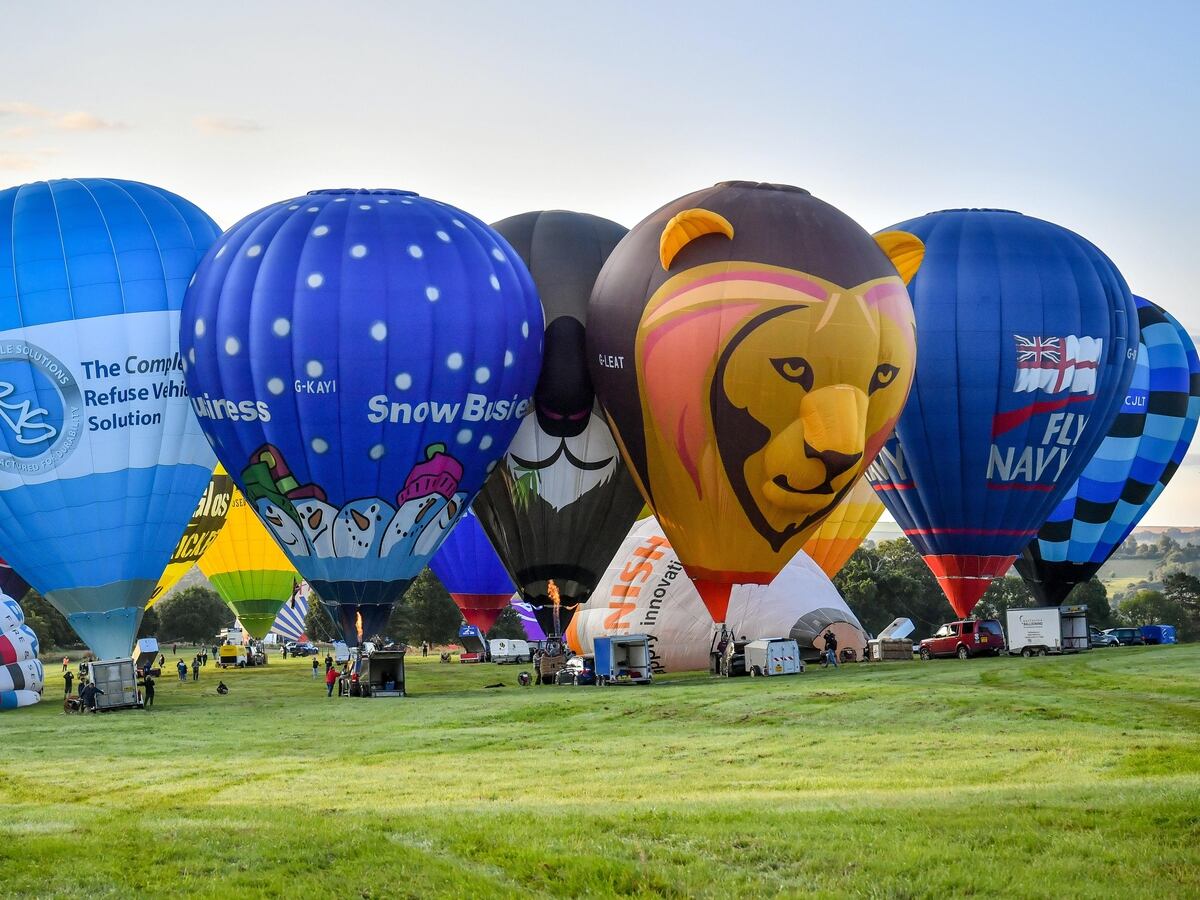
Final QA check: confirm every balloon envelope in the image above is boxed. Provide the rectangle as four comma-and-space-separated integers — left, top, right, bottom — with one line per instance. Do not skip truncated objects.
0, 179, 220, 658
567, 518, 867, 672
802, 476, 885, 578
588, 181, 919, 623
270, 581, 310, 643
197, 487, 297, 639
472, 211, 644, 637
511, 596, 547, 641
1017, 297, 1194, 603
0, 557, 28, 602
1, 595, 42, 710
430, 509, 514, 633
867, 209, 1138, 618
181, 190, 543, 643
147, 465, 234, 607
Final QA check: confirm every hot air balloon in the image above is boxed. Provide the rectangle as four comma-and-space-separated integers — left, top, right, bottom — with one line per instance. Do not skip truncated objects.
587, 181, 922, 625
181, 190, 543, 644
1, 595, 43, 710
1016, 297, 1197, 603
567, 518, 866, 671
146, 464, 234, 607
0, 179, 220, 659
0, 558, 28, 602
270, 581, 310, 643
511, 596, 547, 641
197, 487, 298, 639
866, 209, 1138, 618
472, 210, 645, 637
801, 477, 885, 578
429, 509, 514, 633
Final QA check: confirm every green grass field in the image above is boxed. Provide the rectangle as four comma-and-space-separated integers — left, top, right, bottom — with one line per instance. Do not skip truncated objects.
2, 646, 1198, 898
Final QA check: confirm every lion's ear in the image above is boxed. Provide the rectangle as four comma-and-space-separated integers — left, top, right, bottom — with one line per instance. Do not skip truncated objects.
874, 230, 924, 284
660, 208, 734, 270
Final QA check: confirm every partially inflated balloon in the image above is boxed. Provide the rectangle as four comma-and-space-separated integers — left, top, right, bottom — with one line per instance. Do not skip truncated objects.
197, 487, 297, 639
802, 477, 885, 578
1017, 298, 1197, 603
270, 581, 310, 643
0, 179, 219, 658
588, 181, 921, 623
181, 190, 543, 643
473, 211, 644, 637
511, 596, 547, 641
147, 465, 234, 607
430, 509, 514, 633
867, 209, 1138, 618
1, 595, 43, 710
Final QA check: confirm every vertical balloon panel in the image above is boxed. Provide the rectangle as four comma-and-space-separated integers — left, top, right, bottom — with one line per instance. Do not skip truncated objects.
146, 464, 234, 608
430, 509, 514, 633
0, 179, 220, 658
181, 190, 543, 644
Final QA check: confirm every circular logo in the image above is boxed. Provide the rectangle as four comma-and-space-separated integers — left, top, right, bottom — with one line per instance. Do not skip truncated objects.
0, 341, 83, 473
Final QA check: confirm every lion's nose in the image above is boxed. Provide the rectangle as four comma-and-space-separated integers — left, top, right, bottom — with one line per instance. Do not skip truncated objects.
799, 385, 868, 464
803, 442, 861, 480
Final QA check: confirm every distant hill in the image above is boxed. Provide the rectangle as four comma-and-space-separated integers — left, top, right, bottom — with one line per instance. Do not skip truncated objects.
1128, 526, 1200, 546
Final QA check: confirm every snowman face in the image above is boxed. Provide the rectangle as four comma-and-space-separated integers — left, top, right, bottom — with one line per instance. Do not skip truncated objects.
379, 493, 445, 559
412, 492, 467, 558
256, 499, 310, 557
333, 498, 394, 558
294, 498, 338, 559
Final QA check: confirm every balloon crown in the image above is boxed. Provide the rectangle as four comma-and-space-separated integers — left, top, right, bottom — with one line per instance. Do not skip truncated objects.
307, 188, 419, 197
930, 208, 1022, 215
714, 181, 810, 195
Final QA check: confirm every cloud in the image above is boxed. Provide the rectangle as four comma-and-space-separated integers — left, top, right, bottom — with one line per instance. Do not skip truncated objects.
3, 125, 35, 139
192, 115, 263, 135
0, 101, 53, 118
56, 111, 126, 131
0, 152, 41, 171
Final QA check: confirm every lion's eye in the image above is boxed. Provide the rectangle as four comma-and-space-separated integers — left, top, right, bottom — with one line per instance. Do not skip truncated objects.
771, 357, 813, 390
869, 363, 900, 394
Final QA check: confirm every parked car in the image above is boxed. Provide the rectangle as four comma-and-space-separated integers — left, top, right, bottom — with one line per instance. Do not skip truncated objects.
1103, 627, 1145, 646
918, 619, 1006, 660
1090, 627, 1119, 648
286, 641, 320, 657
556, 655, 597, 686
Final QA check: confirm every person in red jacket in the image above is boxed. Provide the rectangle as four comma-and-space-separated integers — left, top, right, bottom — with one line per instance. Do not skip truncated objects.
325, 664, 337, 697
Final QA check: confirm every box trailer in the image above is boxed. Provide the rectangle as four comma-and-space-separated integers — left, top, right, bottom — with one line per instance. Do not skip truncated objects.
86, 658, 141, 711
488, 638, 530, 664
357, 650, 406, 697
869, 618, 915, 661
1006, 605, 1090, 656
744, 638, 803, 676
1140, 624, 1177, 645
594, 635, 652, 685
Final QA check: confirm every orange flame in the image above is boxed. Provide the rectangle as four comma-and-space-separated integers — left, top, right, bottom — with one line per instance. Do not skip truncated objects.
547, 579, 560, 608
355, 610, 363, 644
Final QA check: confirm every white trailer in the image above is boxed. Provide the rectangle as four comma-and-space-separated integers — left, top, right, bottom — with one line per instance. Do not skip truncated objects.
488, 638, 530, 664
85, 658, 142, 711
1006, 605, 1090, 657
744, 638, 804, 676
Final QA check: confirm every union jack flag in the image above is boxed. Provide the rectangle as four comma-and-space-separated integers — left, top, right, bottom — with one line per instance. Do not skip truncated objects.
1012, 333, 1100, 395
1015, 335, 1061, 367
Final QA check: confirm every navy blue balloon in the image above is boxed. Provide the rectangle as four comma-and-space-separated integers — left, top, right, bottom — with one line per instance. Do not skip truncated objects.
1017, 297, 1193, 603
867, 209, 1138, 617
181, 190, 543, 642
430, 509, 514, 632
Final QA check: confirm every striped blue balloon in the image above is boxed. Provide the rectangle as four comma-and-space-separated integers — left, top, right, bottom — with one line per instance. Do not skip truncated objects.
1017, 297, 1194, 602
0, 179, 220, 659
270, 582, 310, 643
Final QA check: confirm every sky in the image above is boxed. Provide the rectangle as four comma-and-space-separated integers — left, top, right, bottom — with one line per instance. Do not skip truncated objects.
1, 1, 1197, 523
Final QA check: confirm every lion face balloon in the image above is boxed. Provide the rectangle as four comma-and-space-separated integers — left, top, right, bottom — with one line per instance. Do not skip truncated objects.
588, 182, 921, 622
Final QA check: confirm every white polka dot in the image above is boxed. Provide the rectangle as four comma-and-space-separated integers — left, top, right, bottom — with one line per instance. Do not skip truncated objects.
456, 428, 472, 444
188, 348, 195, 364
306, 206, 319, 213
312, 225, 330, 237
486, 461, 497, 473
394, 373, 412, 390
521, 321, 529, 338
350, 244, 367, 258
408, 244, 423, 259
268, 377, 285, 395
377, 198, 389, 205
436, 230, 450, 242
369, 444, 385, 460
312, 438, 329, 453
370, 321, 387, 341
288, 204, 300, 210
194, 318, 206, 337
491, 248, 505, 262
452, 219, 466, 229
474, 366, 490, 384
425, 286, 440, 302
215, 245, 226, 259
334, 198, 347, 203
400, 199, 413, 205
359, 204, 371, 210
489, 274, 501, 290
246, 244, 262, 257
307, 273, 324, 288
446, 352, 463, 370
479, 435, 493, 451
224, 337, 240, 356
272, 317, 291, 337
504, 350, 514, 367
306, 360, 323, 378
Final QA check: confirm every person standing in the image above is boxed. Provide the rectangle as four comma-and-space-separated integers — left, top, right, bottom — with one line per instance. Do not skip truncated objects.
311, 657, 319, 679
325, 664, 337, 697
822, 629, 839, 668
177, 658, 187, 682
142, 673, 155, 709
172, 643, 177, 656
158, 653, 165, 669
192, 656, 201, 681
281, 644, 288, 660
324, 653, 333, 673
62, 655, 69, 673
63, 669, 74, 696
